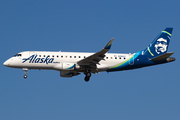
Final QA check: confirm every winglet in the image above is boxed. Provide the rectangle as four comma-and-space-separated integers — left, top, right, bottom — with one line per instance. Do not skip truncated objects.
77, 38, 114, 66
104, 38, 114, 49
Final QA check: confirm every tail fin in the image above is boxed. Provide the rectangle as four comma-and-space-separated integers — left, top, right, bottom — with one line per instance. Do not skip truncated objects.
143, 28, 173, 58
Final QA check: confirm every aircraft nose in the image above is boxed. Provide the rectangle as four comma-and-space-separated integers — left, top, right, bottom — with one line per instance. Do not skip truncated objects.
3, 59, 11, 66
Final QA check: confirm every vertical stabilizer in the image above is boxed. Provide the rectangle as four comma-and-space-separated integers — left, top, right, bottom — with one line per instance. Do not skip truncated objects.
143, 28, 173, 58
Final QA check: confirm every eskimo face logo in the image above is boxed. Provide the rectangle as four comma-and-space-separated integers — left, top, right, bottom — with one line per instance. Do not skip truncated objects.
154, 38, 167, 54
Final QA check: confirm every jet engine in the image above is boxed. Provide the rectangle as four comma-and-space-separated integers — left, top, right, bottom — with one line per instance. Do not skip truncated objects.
53, 63, 80, 70
60, 71, 80, 77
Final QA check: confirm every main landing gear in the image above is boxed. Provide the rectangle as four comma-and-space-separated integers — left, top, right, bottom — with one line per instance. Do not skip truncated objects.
22, 68, 28, 79
84, 70, 91, 82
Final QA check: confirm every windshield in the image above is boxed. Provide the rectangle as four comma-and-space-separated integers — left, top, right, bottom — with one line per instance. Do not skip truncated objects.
13, 54, 22, 57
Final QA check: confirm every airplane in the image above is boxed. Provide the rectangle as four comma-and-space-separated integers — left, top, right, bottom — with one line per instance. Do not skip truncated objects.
3, 28, 175, 82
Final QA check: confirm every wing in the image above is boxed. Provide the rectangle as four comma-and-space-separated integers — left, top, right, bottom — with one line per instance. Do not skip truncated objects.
77, 38, 114, 66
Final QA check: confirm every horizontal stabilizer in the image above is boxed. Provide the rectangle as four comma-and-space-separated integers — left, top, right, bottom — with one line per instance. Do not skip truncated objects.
150, 52, 174, 62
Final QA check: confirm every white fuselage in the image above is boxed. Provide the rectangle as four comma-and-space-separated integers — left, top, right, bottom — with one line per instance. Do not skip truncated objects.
3, 28, 175, 81
4, 51, 133, 72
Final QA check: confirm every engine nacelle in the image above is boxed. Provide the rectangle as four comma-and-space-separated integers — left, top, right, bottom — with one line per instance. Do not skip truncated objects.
54, 63, 77, 70
60, 71, 80, 77
63, 63, 75, 70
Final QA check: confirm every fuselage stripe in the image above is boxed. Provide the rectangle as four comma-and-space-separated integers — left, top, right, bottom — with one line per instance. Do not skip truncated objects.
147, 47, 154, 56
162, 31, 171, 36
110, 55, 134, 69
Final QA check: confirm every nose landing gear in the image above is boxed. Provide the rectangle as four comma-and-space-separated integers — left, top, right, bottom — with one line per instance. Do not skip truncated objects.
23, 68, 28, 79
24, 74, 27, 79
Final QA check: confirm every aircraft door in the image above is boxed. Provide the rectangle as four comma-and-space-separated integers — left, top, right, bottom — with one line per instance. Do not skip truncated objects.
129, 53, 134, 65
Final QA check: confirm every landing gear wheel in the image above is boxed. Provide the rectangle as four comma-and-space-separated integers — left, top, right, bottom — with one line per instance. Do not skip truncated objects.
86, 72, 91, 77
84, 71, 91, 82
84, 76, 90, 82
24, 74, 27, 79
22, 68, 28, 79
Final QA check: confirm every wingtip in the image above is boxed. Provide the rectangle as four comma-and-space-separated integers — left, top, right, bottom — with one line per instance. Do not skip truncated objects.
104, 38, 114, 49
110, 38, 114, 42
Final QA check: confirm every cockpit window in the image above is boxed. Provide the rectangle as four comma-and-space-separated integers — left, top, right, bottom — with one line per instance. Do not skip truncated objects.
13, 54, 22, 57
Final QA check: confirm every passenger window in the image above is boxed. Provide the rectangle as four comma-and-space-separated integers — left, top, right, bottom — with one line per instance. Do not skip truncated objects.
57, 55, 59, 58
115, 57, 117, 59
106, 57, 108, 59
70, 56, 72, 58
79, 56, 81, 58
74, 56, 76, 58
61, 56, 63, 58
52, 55, 54, 57
39, 55, 41, 57
44, 55, 46, 57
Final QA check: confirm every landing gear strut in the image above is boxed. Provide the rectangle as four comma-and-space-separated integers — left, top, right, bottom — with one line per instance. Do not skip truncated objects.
84, 70, 91, 82
23, 68, 28, 79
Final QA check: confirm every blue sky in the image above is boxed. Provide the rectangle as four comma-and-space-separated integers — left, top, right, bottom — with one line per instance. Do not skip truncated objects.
0, 0, 180, 120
